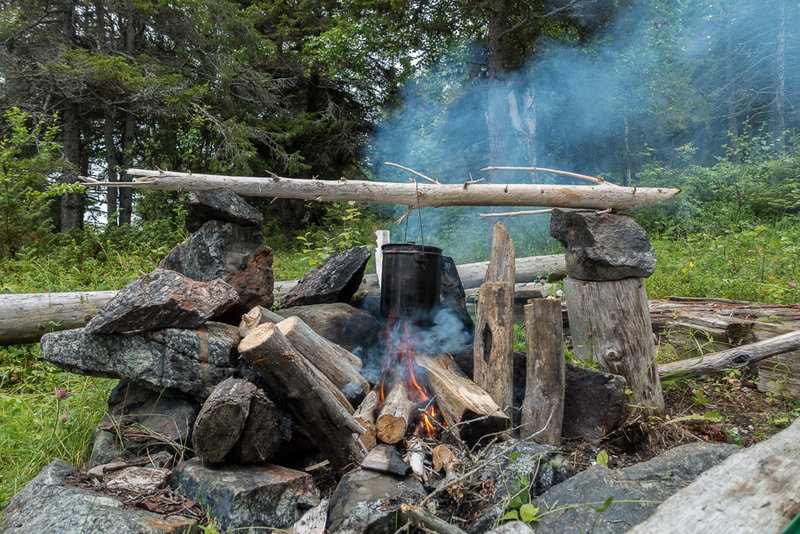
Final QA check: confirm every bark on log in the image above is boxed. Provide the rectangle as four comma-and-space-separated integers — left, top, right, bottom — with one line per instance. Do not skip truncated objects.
565, 277, 665, 417
192, 378, 256, 463
278, 315, 365, 376
376, 381, 414, 444
474, 282, 514, 417
413, 353, 510, 445
0, 291, 116, 345
628, 417, 800, 534
353, 390, 379, 451
457, 255, 566, 287
98, 169, 681, 210
238, 323, 365, 470
521, 298, 565, 445
658, 330, 800, 379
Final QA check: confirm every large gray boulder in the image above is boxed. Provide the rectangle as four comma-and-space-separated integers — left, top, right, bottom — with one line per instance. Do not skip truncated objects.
549, 209, 657, 281
530, 442, 740, 533
41, 323, 239, 399
85, 268, 237, 334
160, 220, 274, 317
281, 246, 371, 309
326, 468, 426, 534
170, 458, 319, 532
0, 459, 196, 533
184, 188, 264, 233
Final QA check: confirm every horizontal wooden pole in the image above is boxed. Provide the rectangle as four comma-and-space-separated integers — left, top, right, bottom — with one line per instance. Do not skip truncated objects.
83, 169, 680, 210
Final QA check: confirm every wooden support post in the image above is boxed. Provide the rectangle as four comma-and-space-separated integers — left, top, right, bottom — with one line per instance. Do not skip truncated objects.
238, 323, 365, 471
375, 229, 390, 288
521, 298, 565, 445
474, 282, 514, 417
564, 277, 665, 417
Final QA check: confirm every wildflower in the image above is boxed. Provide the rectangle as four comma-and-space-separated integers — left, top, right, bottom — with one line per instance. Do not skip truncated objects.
682, 268, 687, 273
54, 388, 70, 400
60, 414, 69, 423
689, 262, 694, 268
45, 287, 50, 292
791, 282, 797, 288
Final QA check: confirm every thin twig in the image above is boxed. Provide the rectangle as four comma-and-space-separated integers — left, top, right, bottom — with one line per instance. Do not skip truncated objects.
396, 207, 415, 225
481, 166, 610, 185
478, 209, 553, 218
385, 162, 439, 184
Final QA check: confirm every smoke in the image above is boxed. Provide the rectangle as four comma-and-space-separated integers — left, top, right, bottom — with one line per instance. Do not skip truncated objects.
363, 2, 798, 261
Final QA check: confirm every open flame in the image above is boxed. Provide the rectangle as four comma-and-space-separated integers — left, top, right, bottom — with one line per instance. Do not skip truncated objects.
377, 318, 442, 439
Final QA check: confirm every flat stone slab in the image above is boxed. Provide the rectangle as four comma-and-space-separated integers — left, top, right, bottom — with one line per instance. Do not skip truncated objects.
561, 364, 627, 440
0, 459, 195, 534
281, 246, 371, 308
41, 323, 239, 399
170, 458, 319, 532
185, 188, 264, 232
531, 442, 739, 533
550, 209, 657, 281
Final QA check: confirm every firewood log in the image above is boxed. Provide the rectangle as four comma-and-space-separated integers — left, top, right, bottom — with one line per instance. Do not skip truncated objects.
238, 323, 365, 470
376, 382, 414, 444
353, 390, 379, 451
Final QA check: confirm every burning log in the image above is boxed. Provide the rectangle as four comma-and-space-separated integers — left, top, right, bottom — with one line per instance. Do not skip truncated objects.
353, 390, 379, 451
413, 353, 510, 445
520, 298, 565, 445
102, 169, 681, 211
474, 282, 515, 417
238, 322, 365, 470
376, 382, 415, 444
277, 316, 369, 403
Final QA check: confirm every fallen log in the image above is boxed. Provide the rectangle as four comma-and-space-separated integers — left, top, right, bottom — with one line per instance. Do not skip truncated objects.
238, 323, 365, 470
521, 298, 565, 445
376, 381, 414, 445
0, 291, 116, 345
628, 417, 800, 534
413, 353, 510, 445
89, 169, 681, 211
658, 330, 800, 379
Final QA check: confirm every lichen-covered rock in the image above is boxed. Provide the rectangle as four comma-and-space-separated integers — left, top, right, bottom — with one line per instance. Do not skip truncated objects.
160, 220, 274, 316
184, 188, 264, 232
550, 209, 657, 281
0, 460, 196, 534
170, 459, 319, 532
41, 323, 239, 399
85, 268, 237, 334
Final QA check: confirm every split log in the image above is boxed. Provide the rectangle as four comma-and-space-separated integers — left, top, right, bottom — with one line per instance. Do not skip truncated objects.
484, 222, 515, 285
0, 291, 116, 345
474, 282, 514, 416
565, 277, 665, 417
658, 330, 800, 379
361, 444, 410, 476
238, 323, 365, 470
238, 305, 284, 338
628, 417, 800, 534
228, 387, 290, 464
353, 390, 379, 451
413, 353, 510, 445
521, 298, 565, 445
192, 378, 256, 463
98, 169, 681, 210
376, 381, 414, 444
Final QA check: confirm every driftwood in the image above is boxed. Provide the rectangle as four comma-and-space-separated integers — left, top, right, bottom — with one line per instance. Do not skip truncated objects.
376, 382, 414, 444
353, 390, 379, 451
0, 291, 116, 345
238, 323, 365, 470
565, 277, 665, 417
90, 169, 681, 211
277, 316, 369, 403
628, 418, 800, 534
474, 282, 515, 417
413, 353, 510, 445
658, 330, 800, 379
520, 298, 565, 445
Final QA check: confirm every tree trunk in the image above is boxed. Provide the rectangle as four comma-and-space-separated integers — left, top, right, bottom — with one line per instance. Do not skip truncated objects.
565, 277, 665, 418
104, 112, 119, 226
521, 298, 565, 445
119, 111, 135, 226
775, 0, 787, 137
112, 169, 681, 211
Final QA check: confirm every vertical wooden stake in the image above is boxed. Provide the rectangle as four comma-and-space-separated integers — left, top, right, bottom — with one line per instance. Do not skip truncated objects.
564, 277, 665, 417
521, 297, 565, 445
474, 281, 514, 417
375, 229, 390, 288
